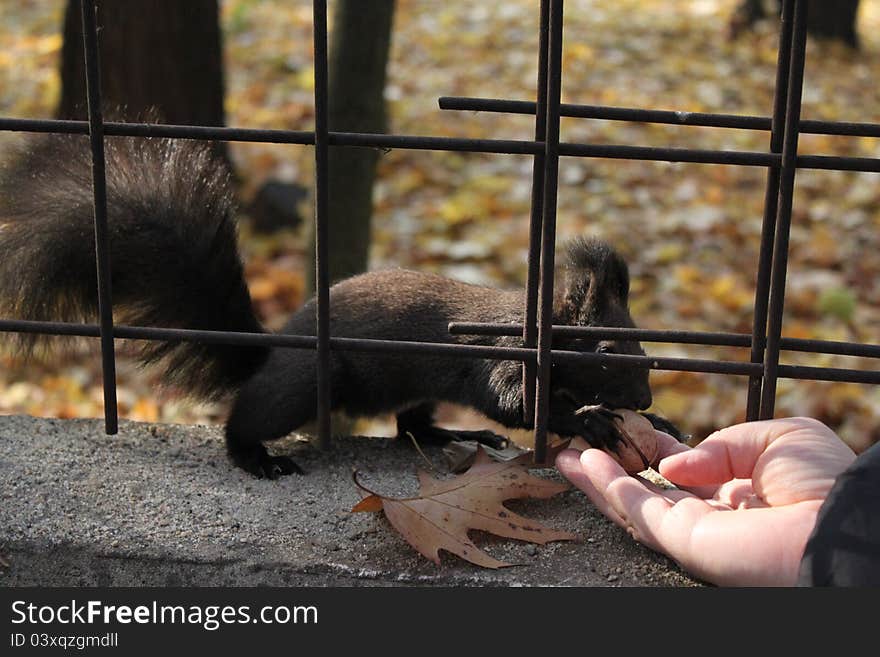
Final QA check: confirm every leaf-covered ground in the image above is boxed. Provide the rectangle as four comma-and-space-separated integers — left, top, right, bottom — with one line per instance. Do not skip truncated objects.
2, 0, 880, 451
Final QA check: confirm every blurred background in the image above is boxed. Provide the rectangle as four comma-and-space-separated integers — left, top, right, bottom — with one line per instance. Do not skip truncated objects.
2, 0, 879, 452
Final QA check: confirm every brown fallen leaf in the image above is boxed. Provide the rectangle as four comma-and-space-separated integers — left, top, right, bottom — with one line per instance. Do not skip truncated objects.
351, 447, 575, 568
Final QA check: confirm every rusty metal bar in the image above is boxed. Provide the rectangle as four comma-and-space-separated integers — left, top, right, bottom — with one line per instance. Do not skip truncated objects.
5, 316, 880, 385
79, 0, 118, 434
521, 0, 550, 430
448, 322, 880, 359
747, 0, 796, 420
533, 0, 564, 464
759, 0, 809, 419
313, 0, 331, 449
10, 115, 880, 172
438, 96, 880, 139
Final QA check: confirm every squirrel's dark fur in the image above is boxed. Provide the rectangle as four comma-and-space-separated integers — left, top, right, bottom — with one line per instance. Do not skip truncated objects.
0, 132, 264, 399
0, 134, 669, 478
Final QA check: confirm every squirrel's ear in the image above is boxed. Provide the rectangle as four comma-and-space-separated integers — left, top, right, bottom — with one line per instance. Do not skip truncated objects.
555, 237, 632, 324
557, 270, 592, 324
615, 256, 631, 301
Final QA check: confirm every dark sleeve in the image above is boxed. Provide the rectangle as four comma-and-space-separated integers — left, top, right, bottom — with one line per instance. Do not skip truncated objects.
797, 441, 880, 586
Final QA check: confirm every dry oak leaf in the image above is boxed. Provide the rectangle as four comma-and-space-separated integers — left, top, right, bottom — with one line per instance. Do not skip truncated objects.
351, 448, 575, 569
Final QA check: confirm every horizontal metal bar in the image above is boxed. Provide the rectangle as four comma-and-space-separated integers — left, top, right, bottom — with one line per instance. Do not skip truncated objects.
781, 336, 880, 358
552, 349, 760, 376
327, 132, 540, 154
12, 116, 880, 171
796, 154, 880, 172
777, 363, 880, 385
0, 117, 89, 135
558, 142, 777, 166
9, 103, 880, 147
451, 321, 750, 346
0, 117, 311, 143
448, 322, 880, 359
0, 116, 803, 169
0, 319, 103, 339
2, 318, 877, 384
441, 96, 771, 129
0, 319, 535, 362
554, 350, 880, 384
0, 116, 539, 154
439, 96, 880, 138
332, 335, 534, 361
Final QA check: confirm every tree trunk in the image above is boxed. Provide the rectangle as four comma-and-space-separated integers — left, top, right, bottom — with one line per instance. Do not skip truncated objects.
306, 0, 396, 293
58, 0, 228, 160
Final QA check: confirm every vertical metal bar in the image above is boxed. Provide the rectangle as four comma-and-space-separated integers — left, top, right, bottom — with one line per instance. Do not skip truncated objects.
80, 0, 118, 434
522, 0, 550, 428
746, 0, 795, 420
533, 0, 564, 464
759, 0, 809, 419
313, 0, 332, 449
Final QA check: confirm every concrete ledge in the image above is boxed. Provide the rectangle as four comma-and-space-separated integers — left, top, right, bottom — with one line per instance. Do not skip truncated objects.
0, 416, 700, 587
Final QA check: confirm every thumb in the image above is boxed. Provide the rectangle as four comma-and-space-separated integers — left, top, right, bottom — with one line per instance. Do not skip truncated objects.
658, 417, 832, 487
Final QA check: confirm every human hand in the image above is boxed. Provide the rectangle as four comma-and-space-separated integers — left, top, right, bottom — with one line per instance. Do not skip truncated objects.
556, 417, 857, 586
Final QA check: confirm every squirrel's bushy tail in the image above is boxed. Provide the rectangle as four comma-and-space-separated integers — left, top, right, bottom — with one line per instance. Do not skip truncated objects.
0, 133, 268, 399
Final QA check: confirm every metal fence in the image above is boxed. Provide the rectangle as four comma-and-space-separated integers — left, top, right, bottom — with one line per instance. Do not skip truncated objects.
0, 0, 878, 463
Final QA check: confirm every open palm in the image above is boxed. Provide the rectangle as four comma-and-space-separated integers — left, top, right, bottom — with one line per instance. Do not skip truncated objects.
556, 417, 856, 586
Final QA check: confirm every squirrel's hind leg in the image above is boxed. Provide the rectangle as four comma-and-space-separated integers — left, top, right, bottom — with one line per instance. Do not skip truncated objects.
225, 408, 306, 479
224, 351, 320, 479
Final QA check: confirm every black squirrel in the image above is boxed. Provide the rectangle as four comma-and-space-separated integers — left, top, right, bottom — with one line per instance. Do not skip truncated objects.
0, 134, 678, 478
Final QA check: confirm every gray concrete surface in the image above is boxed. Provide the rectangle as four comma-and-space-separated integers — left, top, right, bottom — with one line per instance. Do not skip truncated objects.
0, 415, 701, 587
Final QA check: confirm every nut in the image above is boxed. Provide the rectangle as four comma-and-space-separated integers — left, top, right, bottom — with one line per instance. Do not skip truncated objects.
571, 408, 661, 474
605, 409, 660, 473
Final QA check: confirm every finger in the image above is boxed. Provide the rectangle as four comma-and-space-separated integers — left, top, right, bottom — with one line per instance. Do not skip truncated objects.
559, 449, 710, 538
599, 478, 801, 586
753, 429, 857, 505
632, 473, 697, 503
712, 478, 767, 509
647, 434, 719, 498
572, 444, 820, 587
654, 430, 693, 460
577, 448, 699, 554
630, 476, 730, 510
555, 449, 627, 529
576, 453, 780, 584
602, 474, 712, 558
658, 417, 842, 487
647, 470, 719, 501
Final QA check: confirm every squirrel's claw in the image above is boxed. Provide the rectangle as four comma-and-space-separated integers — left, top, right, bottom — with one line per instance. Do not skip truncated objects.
261, 455, 304, 479
399, 425, 509, 450
231, 445, 304, 479
576, 405, 625, 453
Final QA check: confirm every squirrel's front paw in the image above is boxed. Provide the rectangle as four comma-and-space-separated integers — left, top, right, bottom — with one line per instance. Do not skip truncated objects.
573, 404, 625, 453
